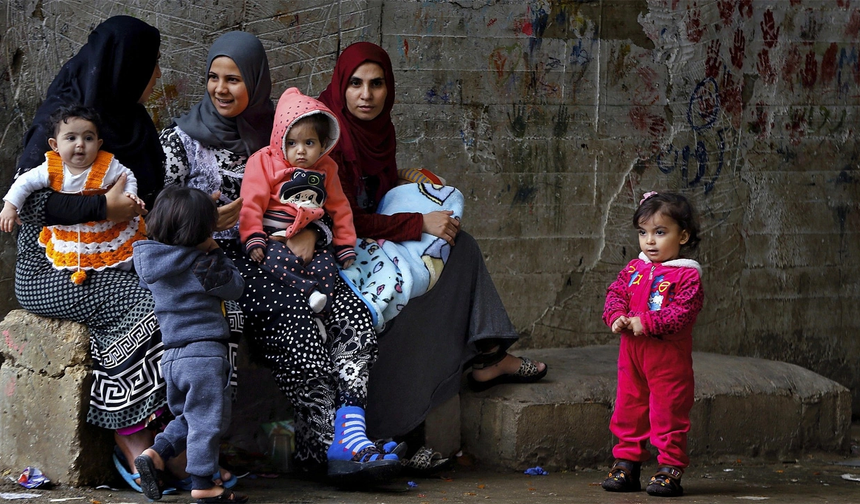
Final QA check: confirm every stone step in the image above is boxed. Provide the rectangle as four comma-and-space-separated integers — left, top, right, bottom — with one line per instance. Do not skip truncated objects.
460, 345, 852, 471
1, 310, 852, 484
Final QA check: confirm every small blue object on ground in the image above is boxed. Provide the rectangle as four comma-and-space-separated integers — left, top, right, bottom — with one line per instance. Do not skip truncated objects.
523, 466, 548, 476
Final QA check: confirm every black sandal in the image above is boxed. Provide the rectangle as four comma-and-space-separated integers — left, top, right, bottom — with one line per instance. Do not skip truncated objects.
375, 439, 408, 459
646, 466, 684, 497
467, 347, 548, 392
601, 459, 641, 492
133, 453, 164, 501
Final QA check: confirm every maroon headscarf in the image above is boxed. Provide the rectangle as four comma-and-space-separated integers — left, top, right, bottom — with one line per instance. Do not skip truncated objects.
319, 42, 397, 202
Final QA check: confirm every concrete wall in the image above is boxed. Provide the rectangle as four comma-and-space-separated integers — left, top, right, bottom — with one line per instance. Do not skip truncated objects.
0, 1, 858, 412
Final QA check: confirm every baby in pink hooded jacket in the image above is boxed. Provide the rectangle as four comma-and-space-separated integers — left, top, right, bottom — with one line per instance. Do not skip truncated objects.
240, 88, 355, 314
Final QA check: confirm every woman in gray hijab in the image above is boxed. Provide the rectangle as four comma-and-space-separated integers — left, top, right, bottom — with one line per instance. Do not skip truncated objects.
161, 31, 400, 484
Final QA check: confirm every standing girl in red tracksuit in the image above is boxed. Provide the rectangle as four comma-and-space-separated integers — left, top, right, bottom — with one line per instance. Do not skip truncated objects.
601, 191, 703, 498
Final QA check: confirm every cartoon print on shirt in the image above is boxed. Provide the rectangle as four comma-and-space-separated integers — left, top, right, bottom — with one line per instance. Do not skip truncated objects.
278, 169, 326, 208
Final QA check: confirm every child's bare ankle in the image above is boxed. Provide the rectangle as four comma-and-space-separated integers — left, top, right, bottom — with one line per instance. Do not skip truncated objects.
191, 485, 224, 499
142, 448, 164, 470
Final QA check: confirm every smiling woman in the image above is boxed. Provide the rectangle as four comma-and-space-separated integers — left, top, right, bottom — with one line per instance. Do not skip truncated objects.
207, 57, 249, 118
160, 32, 401, 483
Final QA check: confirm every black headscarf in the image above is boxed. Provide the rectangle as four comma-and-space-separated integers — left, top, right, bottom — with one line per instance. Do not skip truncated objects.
16, 15, 164, 205
174, 31, 274, 157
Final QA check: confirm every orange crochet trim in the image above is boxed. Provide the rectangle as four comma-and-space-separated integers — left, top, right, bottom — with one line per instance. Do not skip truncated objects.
40, 219, 146, 271
45, 150, 114, 194
41, 230, 141, 269
42, 219, 133, 244
41, 150, 139, 283
46, 151, 64, 192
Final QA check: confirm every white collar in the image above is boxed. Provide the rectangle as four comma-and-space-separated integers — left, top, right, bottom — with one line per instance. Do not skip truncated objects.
638, 252, 702, 277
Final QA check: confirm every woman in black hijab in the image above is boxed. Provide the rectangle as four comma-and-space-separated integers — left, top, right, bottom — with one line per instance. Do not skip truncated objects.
13, 15, 230, 489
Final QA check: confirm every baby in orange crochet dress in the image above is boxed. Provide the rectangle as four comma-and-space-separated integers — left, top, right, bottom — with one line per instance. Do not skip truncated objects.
1, 104, 145, 284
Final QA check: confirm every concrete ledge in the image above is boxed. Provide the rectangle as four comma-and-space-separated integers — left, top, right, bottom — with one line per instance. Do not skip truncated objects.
0, 310, 113, 486
460, 345, 852, 471
0, 310, 293, 486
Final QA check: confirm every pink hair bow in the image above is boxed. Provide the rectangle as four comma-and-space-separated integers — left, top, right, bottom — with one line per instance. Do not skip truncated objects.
639, 191, 658, 205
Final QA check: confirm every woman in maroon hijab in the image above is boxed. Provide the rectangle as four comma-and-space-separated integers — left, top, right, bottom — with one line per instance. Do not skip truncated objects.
319, 42, 548, 454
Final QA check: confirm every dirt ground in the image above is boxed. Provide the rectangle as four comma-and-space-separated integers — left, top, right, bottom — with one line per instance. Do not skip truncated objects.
2, 427, 859, 504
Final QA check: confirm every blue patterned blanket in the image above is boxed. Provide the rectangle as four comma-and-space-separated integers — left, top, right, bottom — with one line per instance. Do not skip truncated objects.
340, 183, 464, 331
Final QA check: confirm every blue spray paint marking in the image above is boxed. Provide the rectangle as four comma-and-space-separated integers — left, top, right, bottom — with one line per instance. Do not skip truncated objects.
570, 38, 592, 67
656, 129, 725, 195
837, 46, 858, 98
688, 77, 720, 132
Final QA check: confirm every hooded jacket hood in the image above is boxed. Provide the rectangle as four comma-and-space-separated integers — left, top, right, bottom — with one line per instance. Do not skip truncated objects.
133, 240, 201, 284
270, 87, 340, 165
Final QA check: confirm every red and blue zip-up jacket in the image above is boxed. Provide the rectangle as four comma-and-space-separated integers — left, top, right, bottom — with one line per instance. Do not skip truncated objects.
603, 253, 704, 341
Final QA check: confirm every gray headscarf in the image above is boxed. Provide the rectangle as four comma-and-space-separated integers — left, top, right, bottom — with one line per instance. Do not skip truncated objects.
175, 31, 274, 156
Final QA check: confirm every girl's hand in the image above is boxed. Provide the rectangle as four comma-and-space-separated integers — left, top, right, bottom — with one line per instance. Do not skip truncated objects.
286, 227, 318, 265
0, 203, 21, 232
106, 173, 146, 222
629, 316, 644, 337
214, 192, 242, 231
611, 316, 630, 334
422, 210, 460, 246
341, 258, 354, 269
249, 247, 265, 263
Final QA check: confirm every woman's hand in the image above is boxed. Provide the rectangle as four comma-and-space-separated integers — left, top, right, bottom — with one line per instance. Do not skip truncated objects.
286, 228, 318, 265
106, 173, 146, 222
213, 191, 242, 231
422, 210, 460, 246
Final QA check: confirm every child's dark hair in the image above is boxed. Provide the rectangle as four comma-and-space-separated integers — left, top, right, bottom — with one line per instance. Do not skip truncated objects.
146, 186, 217, 247
633, 192, 701, 253
292, 113, 330, 147
49, 104, 102, 137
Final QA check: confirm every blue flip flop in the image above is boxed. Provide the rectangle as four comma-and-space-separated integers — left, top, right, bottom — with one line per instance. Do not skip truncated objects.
112, 446, 177, 495
112, 451, 142, 492
221, 472, 238, 489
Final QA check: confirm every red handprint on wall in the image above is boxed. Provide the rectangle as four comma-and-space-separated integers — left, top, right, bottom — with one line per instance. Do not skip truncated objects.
730, 27, 745, 70
686, 2, 704, 43
761, 10, 779, 49
756, 49, 776, 85
706, 39, 722, 79
801, 50, 818, 88
718, 0, 734, 27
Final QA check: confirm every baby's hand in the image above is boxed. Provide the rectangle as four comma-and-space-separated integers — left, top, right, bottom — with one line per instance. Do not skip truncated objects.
125, 192, 145, 210
611, 315, 629, 334
0, 203, 21, 232
629, 316, 644, 337
249, 248, 265, 263
341, 258, 354, 269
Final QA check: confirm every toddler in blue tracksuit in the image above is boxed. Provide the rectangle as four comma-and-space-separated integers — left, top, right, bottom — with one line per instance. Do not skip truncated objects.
132, 186, 247, 503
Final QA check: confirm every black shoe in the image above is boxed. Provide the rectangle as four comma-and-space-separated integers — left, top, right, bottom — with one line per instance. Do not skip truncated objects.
601, 459, 641, 492
646, 466, 684, 497
327, 445, 402, 485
